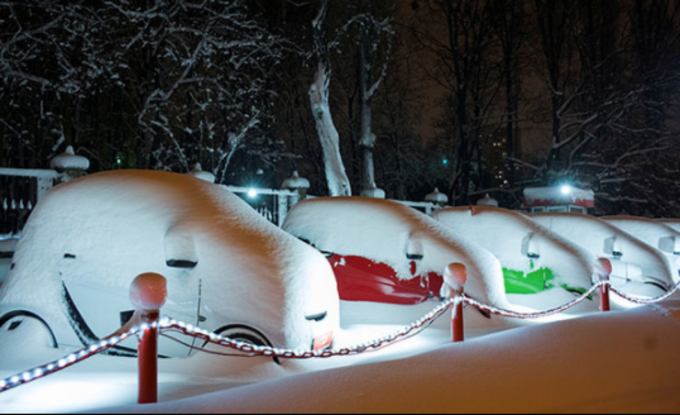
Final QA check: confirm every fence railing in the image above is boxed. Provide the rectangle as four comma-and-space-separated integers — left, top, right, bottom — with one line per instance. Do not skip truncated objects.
0, 167, 443, 240
0, 168, 58, 236
1, 262, 678, 404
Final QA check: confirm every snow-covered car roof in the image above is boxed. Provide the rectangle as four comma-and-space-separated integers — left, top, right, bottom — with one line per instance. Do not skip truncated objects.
659, 219, 680, 232
602, 216, 680, 254
532, 213, 676, 285
282, 197, 510, 309
0, 170, 339, 350
432, 206, 596, 291
660, 219, 680, 233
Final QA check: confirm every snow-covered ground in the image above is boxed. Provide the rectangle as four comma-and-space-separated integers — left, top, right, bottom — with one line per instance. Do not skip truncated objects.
0, 294, 679, 413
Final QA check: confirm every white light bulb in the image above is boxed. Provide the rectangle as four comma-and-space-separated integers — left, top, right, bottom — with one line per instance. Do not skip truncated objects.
0, 380, 6, 389
247, 188, 258, 198
561, 185, 572, 195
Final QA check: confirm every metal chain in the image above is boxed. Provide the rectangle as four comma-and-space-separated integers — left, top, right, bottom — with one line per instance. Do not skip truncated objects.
160, 298, 456, 359
0, 325, 144, 394
463, 283, 604, 319
609, 279, 680, 305
1, 278, 678, 395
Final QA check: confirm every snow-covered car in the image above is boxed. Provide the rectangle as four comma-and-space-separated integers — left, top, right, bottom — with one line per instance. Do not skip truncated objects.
431, 206, 597, 304
282, 197, 511, 311
602, 216, 680, 284
532, 213, 676, 294
660, 219, 680, 233
0, 237, 17, 285
0, 170, 339, 357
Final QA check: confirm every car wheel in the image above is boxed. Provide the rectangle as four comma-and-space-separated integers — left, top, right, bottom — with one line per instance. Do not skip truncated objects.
208, 324, 280, 364
0, 311, 58, 349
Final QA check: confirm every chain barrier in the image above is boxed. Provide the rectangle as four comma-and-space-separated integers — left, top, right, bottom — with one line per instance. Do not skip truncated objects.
609, 279, 680, 305
159, 298, 455, 359
0, 325, 143, 394
1, 279, 679, 396
463, 283, 605, 319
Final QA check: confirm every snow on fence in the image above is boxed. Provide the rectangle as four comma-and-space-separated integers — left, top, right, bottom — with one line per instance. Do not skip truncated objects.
0, 167, 442, 238
0, 168, 57, 236
2, 262, 679, 404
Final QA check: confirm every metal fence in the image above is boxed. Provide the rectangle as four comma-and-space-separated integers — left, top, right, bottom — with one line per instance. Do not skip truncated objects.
0, 169, 57, 236
0, 167, 442, 242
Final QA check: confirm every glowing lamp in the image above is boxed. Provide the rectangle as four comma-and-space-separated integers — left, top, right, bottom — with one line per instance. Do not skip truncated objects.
560, 185, 572, 195
247, 188, 259, 199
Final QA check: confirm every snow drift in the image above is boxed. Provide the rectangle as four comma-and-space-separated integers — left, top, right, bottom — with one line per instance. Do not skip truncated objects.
99, 299, 680, 414
0, 170, 339, 353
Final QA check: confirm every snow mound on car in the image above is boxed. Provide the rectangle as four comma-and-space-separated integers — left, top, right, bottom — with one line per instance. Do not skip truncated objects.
533, 213, 676, 286
433, 206, 597, 291
282, 197, 511, 309
0, 170, 339, 349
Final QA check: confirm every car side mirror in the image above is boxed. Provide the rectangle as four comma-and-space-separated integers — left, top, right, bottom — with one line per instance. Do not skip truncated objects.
165, 226, 198, 268
521, 233, 540, 260
604, 236, 623, 258
406, 238, 424, 261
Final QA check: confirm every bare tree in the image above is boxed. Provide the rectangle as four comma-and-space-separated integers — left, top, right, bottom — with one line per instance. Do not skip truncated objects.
309, 0, 352, 196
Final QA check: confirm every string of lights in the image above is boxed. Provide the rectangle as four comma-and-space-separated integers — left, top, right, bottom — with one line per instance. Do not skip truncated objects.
0, 324, 145, 394
1, 279, 678, 396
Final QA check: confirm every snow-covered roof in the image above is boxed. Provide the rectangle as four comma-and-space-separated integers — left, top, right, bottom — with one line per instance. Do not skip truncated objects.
532, 213, 676, 286
476, 194, 498, 207
282, 197, 510, 309
188, 163, 216, 183
360, 183, 386, 199
523, 186, 595, 208
425, 188, 448, 204
50, 146, 90, 171
432, 206, 597, 305
281, 171, 310, 190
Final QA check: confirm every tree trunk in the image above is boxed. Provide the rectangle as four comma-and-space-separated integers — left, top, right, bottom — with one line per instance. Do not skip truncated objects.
309, 0, 352, 197
309, 65, 352, 196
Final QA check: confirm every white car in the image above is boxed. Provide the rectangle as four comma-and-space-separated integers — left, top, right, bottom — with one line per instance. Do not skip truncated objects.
532, 213, 676, 294
602, 216, 680, 284
0, 170, 339, 358
432, 206, 598, 305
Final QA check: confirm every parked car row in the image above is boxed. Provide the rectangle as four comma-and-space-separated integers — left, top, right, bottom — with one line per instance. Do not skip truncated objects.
0, 171, 677, 360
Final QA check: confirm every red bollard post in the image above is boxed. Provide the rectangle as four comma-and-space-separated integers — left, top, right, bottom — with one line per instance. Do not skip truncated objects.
596, 258, 612, 312
129, 273, 167, 405
138, 310, 160, 405
444, 263, 467, 343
